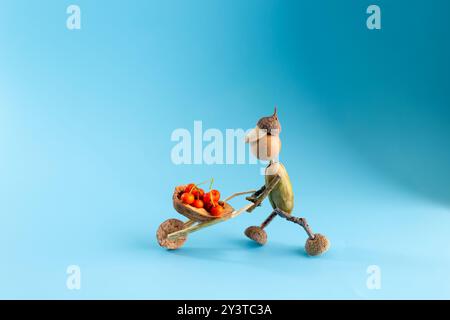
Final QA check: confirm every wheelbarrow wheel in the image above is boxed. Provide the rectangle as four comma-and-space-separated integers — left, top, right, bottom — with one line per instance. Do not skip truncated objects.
156, 219, 187, 250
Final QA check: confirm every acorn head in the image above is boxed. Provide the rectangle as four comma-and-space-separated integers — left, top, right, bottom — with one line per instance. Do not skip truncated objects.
256, 107, 281, 136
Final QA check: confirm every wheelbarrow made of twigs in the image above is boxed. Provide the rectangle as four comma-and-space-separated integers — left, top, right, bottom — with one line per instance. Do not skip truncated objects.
156, 185, 257, 250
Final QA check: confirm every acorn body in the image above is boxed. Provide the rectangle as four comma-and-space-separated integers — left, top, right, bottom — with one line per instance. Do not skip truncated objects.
265, 162, 294, 214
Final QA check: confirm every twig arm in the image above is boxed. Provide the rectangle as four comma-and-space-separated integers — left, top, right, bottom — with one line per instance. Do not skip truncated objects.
246, 175, 281, 213
246, 185, 266, 201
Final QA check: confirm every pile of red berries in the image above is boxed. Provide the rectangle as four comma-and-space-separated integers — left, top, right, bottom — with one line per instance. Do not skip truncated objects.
179, 180, 225, 217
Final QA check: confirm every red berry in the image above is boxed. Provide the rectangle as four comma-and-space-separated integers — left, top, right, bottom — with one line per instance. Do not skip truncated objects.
192, 199, 204, 208
192, 188, 204, 199
204, 200, 218, 212
181, 192, 195, 205
210, 205, 224, 217
204, 190, 220, 205
203, 192, 212, 204
184, 184, 196, 193
210, 190, 220, 201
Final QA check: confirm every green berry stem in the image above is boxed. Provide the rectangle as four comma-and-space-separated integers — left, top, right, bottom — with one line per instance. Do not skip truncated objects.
208, 178, 214, 191
195, 179, 210, 188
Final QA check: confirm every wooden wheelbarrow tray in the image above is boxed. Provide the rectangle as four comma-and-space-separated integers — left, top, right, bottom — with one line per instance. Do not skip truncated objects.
157, 185, 256, 250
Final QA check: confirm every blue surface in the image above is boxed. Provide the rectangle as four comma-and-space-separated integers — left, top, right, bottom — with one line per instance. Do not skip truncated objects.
1, 0, 449, 299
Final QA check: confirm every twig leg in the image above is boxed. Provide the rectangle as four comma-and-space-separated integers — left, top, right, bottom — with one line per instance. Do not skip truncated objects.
274, 208, 315, 240
260, 212, 277, 229
244, 212, 275, 245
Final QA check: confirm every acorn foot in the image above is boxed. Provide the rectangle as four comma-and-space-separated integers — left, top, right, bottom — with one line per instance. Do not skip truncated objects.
244, 226, 267, 245
305, 233, 330, 256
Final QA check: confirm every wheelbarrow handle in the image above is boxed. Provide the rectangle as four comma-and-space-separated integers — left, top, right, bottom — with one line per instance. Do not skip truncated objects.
224, 190, 257, 202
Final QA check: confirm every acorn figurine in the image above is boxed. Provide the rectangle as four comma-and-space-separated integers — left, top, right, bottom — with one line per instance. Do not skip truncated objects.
244, 107, 330, 256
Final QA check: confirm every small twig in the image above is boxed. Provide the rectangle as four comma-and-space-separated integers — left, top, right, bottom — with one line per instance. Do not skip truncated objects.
260, 212, 277, 229
252, 185, 266, 198
224, 190, 257, 202
245, 185, 265, 203
183, 220, 196, 228
246, 175, 281, 213
274, 208, 315, 240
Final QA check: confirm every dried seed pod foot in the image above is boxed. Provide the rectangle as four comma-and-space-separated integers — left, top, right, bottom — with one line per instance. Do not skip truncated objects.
244, 226, 267, 245
305, 233, 330, 256
157, 219, 187, 250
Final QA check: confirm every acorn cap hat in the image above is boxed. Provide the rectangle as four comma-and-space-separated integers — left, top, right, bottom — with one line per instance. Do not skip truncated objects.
245, 107, 281, 143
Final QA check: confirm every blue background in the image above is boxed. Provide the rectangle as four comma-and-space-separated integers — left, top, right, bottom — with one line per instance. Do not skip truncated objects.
1, 0, 449, 299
